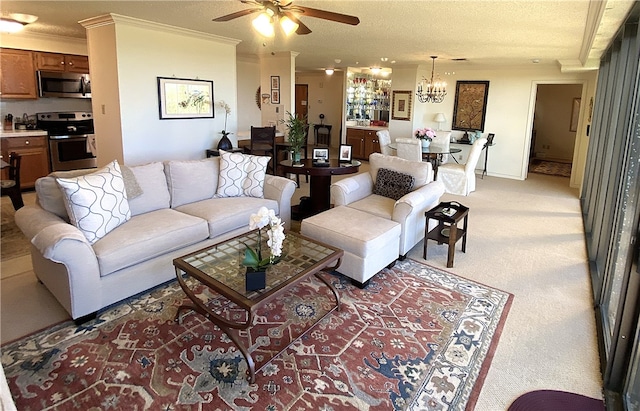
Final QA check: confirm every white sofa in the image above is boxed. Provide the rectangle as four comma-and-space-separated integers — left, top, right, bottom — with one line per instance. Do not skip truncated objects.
15, 156, 296, 321
330, 153, 445, 258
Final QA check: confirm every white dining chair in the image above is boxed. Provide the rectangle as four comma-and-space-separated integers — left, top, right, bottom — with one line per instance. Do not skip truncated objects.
431, 131, 452, 165
376, 130, 396, 156
395, 138, 422, 162
436, 137, 487, 195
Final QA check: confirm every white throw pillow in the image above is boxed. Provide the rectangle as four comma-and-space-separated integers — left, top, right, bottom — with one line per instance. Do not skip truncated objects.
216, 150, 269, 198
56, 160, 131, 244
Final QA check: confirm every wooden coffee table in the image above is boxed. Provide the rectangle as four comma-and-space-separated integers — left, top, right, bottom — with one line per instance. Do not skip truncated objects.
172, 230, 343, 383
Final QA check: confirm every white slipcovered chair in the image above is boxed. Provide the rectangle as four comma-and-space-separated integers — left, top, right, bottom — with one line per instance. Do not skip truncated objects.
330, 153, 445, 258
395, 137, 422, 162
431, 131, 452, 165
376, 129, 396, 156
437, 137, 487, 195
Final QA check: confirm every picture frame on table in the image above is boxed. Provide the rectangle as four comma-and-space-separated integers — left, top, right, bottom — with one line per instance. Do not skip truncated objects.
339, 144, 352, 162
391, 90, 412, 121
313, 148, 329, 161
157, 77, 214, 119
271, 90, 280, 104
271, 76, 280, 90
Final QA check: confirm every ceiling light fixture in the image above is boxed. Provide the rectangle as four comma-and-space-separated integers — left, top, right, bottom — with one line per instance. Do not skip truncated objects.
0, 18, 25, 33
252, 7, 299, 37
370, 67, 381, 75
416, 56, 447, 104
325, 68, 335, 75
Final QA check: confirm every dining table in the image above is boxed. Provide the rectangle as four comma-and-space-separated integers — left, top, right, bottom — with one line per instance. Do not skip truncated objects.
388, 143, 461, 174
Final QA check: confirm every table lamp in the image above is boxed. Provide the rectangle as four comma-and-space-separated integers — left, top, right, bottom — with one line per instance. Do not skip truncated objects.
434, 113, 446, 131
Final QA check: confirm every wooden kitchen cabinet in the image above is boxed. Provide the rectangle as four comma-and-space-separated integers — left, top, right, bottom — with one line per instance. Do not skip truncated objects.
346, 128, 383, 160
0, 49, 37, 99
35, 52, 90, 73
1, 136, 50, 189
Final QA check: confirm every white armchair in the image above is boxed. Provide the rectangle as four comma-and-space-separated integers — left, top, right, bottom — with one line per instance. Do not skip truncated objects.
437, 137, 487, 195
331, 153, 445, 257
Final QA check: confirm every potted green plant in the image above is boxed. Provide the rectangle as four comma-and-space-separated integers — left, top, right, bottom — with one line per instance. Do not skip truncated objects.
281, 111, 307, 164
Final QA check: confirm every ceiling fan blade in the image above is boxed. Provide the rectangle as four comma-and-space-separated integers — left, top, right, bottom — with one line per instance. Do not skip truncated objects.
292, 6, 360, 26
212, 8, 261, 22
282, 12, 312, 35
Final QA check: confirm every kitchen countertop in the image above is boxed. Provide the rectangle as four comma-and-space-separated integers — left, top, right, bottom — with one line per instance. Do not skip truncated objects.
346, 125, 388, 131
1, 129, 48, 138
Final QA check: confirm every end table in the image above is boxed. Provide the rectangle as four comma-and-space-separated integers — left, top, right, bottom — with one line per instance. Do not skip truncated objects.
423, 201, 469, 268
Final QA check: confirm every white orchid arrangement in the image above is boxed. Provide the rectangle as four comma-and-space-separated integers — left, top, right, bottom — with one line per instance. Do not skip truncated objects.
218, 101, 232, 138
243, 207, 285, 271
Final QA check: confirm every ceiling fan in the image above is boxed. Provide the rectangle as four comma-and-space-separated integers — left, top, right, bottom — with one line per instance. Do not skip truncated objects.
212, 0, 360, 36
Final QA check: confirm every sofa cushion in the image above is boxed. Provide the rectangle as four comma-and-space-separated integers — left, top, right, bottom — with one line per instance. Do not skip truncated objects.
165, 158, 219, 208
216, 150, 269, 198
347, 195, 395, 220
373, 168, 415, 200
56, 160, 131, 245
127, 162, 171, 216
369, 152, 432, 187
93, 208, 209, 276
176, 197, 279, 238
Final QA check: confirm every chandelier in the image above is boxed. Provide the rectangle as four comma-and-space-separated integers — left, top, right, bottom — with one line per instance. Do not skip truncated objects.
416, 56, 447, 103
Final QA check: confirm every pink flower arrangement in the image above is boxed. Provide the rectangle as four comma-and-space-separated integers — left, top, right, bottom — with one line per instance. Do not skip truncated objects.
415, 127, 436, 141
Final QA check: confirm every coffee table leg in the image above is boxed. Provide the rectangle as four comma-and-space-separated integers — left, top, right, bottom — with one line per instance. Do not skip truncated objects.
174, 269, 258, 383
314, 272, 341, 311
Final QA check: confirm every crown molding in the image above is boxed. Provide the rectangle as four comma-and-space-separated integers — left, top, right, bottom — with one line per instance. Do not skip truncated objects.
80, 13, 241, 45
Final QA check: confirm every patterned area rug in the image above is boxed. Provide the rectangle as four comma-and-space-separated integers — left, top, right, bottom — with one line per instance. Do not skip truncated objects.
1, 259, 512, 410
529, 159, 572, 177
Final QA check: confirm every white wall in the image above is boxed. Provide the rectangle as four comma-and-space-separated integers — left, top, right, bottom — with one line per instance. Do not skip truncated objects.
390, 64, 597, 185
116, 20, 238, 165
236, 55, 261, 135
260, 52, 296, 133
388, 66, 420, 142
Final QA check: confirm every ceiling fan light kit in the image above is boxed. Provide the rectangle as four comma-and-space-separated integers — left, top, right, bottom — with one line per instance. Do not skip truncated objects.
214, 0, 359, 37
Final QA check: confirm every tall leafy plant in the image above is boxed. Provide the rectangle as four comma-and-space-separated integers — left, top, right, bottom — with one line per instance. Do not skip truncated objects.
281, 112, 307, 155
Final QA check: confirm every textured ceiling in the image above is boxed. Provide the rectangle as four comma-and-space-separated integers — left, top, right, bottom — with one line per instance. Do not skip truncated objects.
0, 0, 635, 72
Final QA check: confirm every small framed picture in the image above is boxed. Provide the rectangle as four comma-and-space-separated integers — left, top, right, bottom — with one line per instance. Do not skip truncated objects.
271, 90, 280, 104
313, 148, 329, 161
339, 144, 352, 162
271, 76, 280, 90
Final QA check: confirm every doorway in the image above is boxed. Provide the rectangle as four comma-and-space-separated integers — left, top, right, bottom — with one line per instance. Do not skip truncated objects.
295, 84, 308, 121
528, 83, 583, 179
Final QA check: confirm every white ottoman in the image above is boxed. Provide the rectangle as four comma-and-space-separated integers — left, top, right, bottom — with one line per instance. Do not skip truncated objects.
301, 206, 401, 287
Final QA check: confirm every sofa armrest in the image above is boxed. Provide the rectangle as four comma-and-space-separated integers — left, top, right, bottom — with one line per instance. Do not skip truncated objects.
264, 174, 297, 230
15, 205, 100, 279
330, 172, 374, 206
393, 180, 445, 221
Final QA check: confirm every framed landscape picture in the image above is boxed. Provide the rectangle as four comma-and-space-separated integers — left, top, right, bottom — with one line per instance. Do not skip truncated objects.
391, 90, 412, 121
157, 77, 214, 119
452, 81, 490, 131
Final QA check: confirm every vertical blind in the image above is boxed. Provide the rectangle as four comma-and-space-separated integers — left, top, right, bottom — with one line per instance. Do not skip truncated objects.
581, 4, 640, 398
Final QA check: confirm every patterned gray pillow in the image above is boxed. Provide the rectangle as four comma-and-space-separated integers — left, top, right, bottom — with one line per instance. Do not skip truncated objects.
216, 150, 270, 198
56, 160, 131, 244
373, 168, 415, 200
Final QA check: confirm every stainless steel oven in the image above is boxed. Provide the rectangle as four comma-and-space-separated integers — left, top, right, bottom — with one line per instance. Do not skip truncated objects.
37, 111, 97, 171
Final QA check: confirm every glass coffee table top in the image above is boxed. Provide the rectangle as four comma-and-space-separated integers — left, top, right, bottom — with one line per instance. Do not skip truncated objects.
176, 230, 340, 302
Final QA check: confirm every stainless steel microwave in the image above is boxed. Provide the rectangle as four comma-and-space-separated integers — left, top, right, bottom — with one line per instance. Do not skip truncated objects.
37, 71, 91, 98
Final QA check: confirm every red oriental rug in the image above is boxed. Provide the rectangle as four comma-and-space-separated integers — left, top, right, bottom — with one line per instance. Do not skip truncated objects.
2, 259, 512, 410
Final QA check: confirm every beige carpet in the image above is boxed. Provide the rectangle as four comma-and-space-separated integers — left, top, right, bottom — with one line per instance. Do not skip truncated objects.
0, 168, 602, 410
0, 193, 34, 261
